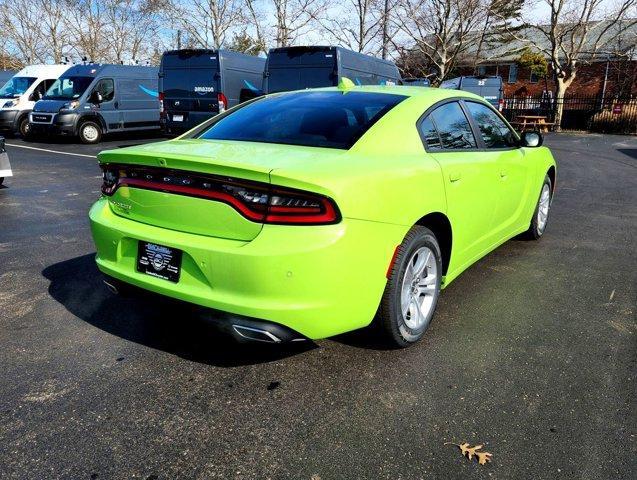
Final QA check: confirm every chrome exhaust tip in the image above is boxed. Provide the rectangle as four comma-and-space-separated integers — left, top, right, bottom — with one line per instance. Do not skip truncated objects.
103, 279, 119, 295
232, 324, 282, 343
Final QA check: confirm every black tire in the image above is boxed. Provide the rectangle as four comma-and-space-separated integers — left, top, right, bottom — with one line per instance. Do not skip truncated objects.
525, 175, 552, 240
18, 115, 31, 138
78, 120, 102, 144
377, 225, 442, 348
0, 177, 4, 186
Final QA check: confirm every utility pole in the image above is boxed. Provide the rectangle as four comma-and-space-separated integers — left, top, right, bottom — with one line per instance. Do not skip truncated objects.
381, 0, 390, 59
177, 30, 182, 50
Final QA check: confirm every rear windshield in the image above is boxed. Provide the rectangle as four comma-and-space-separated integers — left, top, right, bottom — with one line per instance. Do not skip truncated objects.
197, 91, 406, 149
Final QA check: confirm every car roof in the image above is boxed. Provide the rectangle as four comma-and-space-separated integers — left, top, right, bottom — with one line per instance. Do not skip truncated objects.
278, 84, 486, 103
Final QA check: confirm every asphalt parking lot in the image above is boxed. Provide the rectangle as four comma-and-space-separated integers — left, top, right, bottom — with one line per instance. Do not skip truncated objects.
0, 132, 635, 479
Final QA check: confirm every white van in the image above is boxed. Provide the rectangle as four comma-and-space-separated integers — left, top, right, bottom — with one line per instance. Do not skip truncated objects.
0, 65, 70, 137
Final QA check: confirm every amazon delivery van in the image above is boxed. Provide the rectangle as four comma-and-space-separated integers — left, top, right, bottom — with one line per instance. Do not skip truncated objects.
29, 64, 159, 144
440, 75, 504, 110
263, 46, 401, 94
159, 49, 266, 135
0, 64, 70, 137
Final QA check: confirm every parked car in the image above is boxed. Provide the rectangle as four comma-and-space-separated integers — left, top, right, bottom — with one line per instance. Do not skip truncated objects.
0, 136, 11, 186
89, 86, 556, 347
29, 64, 159, 144
263, 46, 401, 94
0, 70, 16, 84
159, 49, 265, 135
402, 78, 431, 87
440, 75, 504, 110
0, 64, 70, 137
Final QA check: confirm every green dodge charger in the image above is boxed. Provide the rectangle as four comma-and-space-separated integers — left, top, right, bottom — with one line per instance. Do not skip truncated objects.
89, 84, 556, 347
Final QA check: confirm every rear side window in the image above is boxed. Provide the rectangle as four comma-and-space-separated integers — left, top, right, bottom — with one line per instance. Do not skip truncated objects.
429, 102, 476, 150
197, 91, 406, 149
465, 101, 516, 148
419, 117, 441, 150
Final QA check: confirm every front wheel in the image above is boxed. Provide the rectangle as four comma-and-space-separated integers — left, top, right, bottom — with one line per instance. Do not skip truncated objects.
18, 115, 31, 138
377, 226, 442, 348
525, 175, 552, 240
78, 120, 102, 144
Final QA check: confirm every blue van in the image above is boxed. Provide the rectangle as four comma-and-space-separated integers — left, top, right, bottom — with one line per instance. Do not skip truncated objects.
159, 49, 265, 135
402, 78, 431, 87
263, 46, 401, 94
440, 76, 504, 110
29, 64, 159, 143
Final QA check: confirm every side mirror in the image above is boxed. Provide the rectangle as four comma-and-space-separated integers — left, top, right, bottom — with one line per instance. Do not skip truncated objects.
91, 91, 103, 104
29, 91, 43, 102
520, 131, 543, 148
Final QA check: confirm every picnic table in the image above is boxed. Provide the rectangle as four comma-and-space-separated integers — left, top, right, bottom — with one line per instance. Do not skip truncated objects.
510, 115, 554, 133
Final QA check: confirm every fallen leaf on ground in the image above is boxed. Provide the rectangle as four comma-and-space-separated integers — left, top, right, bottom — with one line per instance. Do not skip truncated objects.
445, 442, 493, 465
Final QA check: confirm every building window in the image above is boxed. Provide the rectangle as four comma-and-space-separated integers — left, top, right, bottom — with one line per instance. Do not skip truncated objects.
508, 64, 518, 83
530, 71, 539, 83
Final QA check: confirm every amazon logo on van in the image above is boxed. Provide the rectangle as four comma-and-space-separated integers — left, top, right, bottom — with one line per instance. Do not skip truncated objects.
138, 85, 159, 98
194, 86, 215, 94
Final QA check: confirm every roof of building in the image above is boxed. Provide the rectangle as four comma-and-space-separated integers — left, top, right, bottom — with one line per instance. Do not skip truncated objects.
466, 19, 637, 65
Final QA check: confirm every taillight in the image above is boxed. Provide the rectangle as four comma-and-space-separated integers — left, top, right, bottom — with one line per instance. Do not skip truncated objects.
218, 93, 228, 113
159, 92, 165, 118
498, 98, 504, 112
100, 164, 340, 225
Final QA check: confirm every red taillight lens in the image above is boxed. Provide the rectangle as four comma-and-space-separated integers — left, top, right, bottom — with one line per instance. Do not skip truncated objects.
100, 164, 340, 225
498, 98, 504, 112
218, 93, 228, 112
159, 92, 165, 118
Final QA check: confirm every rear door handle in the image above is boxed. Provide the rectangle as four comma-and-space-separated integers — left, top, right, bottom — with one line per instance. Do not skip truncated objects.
114, 101, 119, 109
449, 171, 462, 182
500, 170, 508, 178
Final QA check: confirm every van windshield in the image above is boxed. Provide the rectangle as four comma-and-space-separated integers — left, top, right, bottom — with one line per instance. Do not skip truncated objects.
44, 76, 94, 100
197, 91, 406, 149
0, 77, 37, 98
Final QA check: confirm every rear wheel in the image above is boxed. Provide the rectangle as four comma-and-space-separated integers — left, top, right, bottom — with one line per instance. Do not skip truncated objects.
377, 226, 442, 348
79, 120, 102, 144
525, 175, 552, 240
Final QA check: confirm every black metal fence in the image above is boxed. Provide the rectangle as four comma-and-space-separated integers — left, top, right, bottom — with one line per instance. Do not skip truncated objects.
502, 94, 637, 134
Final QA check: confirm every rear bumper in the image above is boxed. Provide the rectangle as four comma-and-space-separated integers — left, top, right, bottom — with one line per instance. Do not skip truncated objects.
89, 197, 407, 339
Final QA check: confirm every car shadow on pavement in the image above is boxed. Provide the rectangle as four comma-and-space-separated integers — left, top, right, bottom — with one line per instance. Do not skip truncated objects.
42, 254, 317, 367
616, 148, 637, 160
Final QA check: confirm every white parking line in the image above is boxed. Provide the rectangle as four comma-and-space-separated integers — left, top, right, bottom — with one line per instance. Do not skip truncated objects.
5, 143, 97, 159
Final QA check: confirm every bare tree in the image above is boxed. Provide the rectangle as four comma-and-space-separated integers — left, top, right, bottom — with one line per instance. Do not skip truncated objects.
67, 0, 110, 62
35, 0, 70, 63
242, 0, 268, 54
472, 0, 525, 70
168, 0, 244, 49
0, 0, 43, 64
394, 0, 486, 84
523, 0, 637, 130
322, 0, 382, 53
269, 0, 328, 47
104, 0, 162, 63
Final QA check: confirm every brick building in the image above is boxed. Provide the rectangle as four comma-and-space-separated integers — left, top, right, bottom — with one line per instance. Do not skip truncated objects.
455, 21, 637, 98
